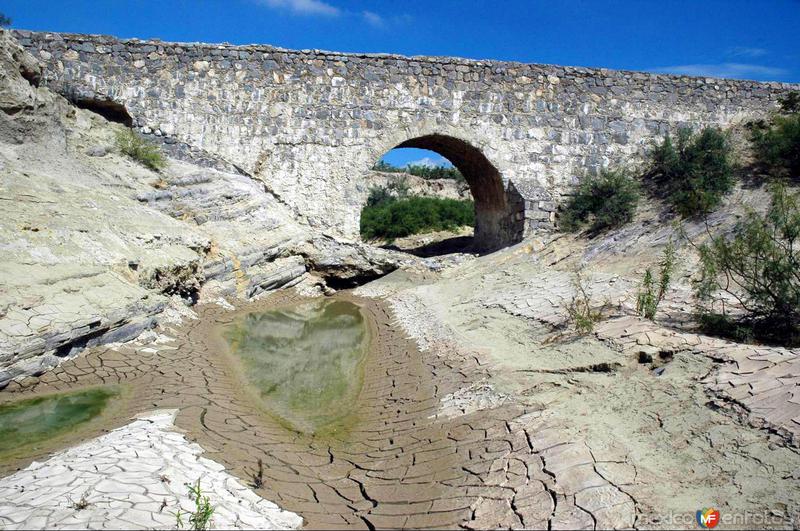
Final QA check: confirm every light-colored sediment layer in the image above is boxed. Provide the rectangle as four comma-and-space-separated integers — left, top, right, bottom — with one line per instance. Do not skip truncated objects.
596, 315, 800, 447
0, 409, 302, 530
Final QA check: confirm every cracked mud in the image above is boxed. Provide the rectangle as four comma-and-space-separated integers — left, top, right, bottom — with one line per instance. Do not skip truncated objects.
0, 285, 646, 529
3, 246, 800, 530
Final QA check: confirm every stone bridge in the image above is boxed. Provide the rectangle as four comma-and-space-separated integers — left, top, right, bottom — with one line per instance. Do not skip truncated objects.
15, 30, 798, 250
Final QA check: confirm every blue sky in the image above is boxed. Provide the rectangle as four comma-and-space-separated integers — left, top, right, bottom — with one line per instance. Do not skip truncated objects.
382, 151, 453, 168
4, 0, 798, 167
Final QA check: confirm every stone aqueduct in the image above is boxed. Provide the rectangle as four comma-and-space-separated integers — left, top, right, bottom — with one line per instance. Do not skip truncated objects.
14, 30, 798, 250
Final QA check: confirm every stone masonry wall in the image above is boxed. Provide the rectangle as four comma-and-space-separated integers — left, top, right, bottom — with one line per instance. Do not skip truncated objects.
14, 30, 800, 247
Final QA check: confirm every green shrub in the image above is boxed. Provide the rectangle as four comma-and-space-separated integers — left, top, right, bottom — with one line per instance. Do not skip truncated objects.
405, 163, 465, 182
779, 91, 800, 114
751, 113, 800, 180
636, 242, 676, 320
360, 196, 474, 240
650, 127, 735, 217
0, 12, 10, 27
115, 128, 166, 171
387, 179, 410, 199
366, 186, 395, 208
695, 182, 800, 345
564, 271, 608, 334
176, 480, 215, 530
559, 169, 640, 233
365, 181, 410, 208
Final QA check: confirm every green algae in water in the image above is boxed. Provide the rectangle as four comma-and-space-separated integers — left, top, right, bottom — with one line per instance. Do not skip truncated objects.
0, 387, 117, 455
225, 299, 368, 435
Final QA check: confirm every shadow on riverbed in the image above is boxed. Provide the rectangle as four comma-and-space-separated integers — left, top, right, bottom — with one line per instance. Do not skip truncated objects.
382, 235, 476, 257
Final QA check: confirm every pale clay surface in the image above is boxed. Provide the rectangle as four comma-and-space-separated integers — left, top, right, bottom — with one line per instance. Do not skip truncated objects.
0, 410, 302, 530
362, 236, 800, 528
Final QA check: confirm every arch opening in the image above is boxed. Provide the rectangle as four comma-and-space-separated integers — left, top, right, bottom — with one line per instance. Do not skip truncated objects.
363, 134, 519, 254
66, 91, 133, 126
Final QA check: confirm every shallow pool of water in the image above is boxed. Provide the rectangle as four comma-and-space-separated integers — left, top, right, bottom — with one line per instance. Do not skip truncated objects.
225, 299, 369, 435
0, 387, 118, 455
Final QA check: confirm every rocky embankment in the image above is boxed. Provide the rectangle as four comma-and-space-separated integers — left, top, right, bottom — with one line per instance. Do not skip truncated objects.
0, 30, 408, 387
363, 171, 471, 201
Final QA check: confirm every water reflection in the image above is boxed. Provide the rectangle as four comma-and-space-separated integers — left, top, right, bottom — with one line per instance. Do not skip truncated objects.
225, 299, 368, 434
0, 387, 117, 455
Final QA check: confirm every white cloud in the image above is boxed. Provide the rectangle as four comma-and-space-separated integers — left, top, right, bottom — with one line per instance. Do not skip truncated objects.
257, 2, 407, 26
406, 156, 452, 168
728, 46, 768, 58
259, 0, 340, 16
362, 10, 384, 27
648, 62, 787, 80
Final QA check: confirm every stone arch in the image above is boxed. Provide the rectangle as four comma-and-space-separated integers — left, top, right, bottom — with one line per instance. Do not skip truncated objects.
367, 133, 522, 252
65, 88, 134, 126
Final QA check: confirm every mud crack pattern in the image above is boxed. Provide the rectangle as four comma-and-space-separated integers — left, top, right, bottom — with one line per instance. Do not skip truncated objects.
1, 295, 634, 529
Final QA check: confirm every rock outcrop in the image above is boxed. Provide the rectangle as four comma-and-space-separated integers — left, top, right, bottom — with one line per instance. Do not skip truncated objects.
0, 31, 43, 114
0, 30, 404, 386
363, 171, 471, 201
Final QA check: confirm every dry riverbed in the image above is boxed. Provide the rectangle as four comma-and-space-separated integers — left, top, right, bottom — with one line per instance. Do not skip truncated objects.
0, 288, 600, 529
2, 239, 800, 529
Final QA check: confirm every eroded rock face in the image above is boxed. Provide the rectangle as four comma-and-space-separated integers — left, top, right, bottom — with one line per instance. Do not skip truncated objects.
364, 171, 471, 202
297, 236, 411, 288
0, 30, 43, 114
0, 30, 409, 386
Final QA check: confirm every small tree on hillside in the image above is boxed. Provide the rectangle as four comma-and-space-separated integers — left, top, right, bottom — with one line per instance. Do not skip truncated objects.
115, 129, 166, 171
695, 182, 800, 345
564, 270, 608, 334
649, 127, 735, 217
636, 242, 676, 320
750, 91, 800, 181
0, 12, 11, 27
778, 91, 800, 114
